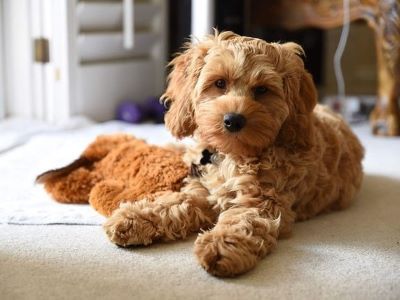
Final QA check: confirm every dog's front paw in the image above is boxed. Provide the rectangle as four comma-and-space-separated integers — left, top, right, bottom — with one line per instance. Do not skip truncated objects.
103, 206, 158, 247
194, 230, 261, 277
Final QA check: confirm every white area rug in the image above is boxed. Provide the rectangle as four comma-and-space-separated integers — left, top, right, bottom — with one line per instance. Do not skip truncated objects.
0, 119, 186, 225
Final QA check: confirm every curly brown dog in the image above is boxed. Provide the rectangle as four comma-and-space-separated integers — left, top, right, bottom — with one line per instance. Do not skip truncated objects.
104, 31, 364, 277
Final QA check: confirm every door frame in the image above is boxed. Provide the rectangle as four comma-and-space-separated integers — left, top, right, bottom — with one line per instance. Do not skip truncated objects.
2, 0, 34, 119
0, 0, 5, 119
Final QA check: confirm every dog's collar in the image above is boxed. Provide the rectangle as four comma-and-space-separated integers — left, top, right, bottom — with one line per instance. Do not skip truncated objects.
190, 149, 216, 178
200, 149, 214, 165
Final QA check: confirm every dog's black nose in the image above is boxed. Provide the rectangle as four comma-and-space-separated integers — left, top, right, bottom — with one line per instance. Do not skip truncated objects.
223, 113, 246, 132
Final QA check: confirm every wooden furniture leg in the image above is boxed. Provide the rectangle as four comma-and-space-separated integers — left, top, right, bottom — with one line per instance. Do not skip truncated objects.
369, 0, 400, 136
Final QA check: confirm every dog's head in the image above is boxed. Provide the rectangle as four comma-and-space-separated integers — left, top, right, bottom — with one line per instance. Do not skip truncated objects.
161, 31, 317, 157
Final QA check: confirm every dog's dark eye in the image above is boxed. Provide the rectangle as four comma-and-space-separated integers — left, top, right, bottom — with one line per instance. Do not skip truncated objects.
215, 79, 226, 89
254, 86, 268, 96
162, 99, 171, 111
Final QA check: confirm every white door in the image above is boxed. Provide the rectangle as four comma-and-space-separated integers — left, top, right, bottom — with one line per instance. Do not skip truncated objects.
2, 0, 167, 123
1, 0, 69, 122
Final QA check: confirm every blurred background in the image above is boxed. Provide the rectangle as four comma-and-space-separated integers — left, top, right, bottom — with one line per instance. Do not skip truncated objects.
0, 0, 377, 125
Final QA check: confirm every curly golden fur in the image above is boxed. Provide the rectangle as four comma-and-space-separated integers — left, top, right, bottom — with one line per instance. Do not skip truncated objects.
104, 31, 364, 277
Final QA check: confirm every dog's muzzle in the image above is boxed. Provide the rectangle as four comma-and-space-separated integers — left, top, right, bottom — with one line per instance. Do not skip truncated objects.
223, 113, 246, 132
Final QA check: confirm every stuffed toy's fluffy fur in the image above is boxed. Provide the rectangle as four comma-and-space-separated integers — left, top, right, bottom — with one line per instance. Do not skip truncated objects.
37, 135, 188, 217
39, 31, 364, 278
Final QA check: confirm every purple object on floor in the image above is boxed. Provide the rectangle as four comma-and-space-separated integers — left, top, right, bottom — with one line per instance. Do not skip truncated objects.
116, 101, 144, 124
143, 96, 165, 123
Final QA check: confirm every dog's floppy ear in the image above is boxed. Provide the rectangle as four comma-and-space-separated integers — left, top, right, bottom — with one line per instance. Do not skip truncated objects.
277, 42, 318, 148
280, 42, 317, 115
161, 42, 211, 139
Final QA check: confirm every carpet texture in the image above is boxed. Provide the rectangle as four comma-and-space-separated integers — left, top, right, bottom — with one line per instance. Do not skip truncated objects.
0, 122, 399, 299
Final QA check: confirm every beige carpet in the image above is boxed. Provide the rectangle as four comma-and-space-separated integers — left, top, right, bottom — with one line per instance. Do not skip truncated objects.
0, 123, 399, 299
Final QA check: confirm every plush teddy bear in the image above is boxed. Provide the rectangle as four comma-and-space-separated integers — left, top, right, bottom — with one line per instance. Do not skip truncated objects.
36, 134, 189, 217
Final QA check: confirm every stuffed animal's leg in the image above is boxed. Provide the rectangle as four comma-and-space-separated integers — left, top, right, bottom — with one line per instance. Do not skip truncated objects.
89, 180, 127, 216
36, 134, 139, 204
103, 182, 216, 247
193, 199, 283, 277
89, 180, 170, 217
41, 166, 101, 204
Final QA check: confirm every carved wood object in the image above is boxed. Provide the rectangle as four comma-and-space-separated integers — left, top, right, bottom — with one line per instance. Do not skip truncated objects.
251, 0, 400, 136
